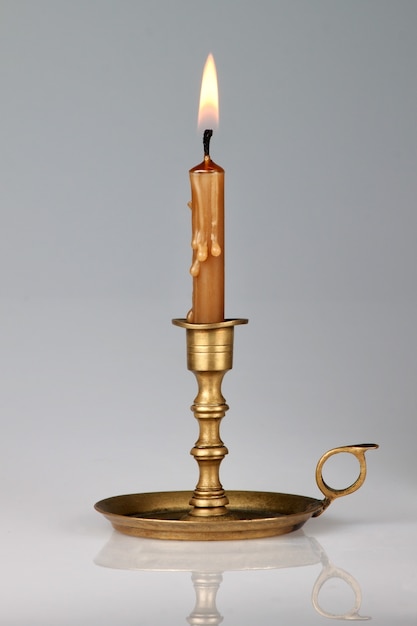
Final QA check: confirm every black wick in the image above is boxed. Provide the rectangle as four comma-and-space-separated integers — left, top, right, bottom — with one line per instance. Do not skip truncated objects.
203, 129, 213, 157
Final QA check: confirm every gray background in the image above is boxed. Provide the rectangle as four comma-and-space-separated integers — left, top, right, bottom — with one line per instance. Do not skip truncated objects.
1, 1, 416, 623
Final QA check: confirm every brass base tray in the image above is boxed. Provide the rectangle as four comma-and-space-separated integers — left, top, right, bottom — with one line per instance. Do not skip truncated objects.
95, 490, 325, 541
95, 445, 377, 540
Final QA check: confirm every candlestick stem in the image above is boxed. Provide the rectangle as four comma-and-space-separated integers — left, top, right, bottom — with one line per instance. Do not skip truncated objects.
173, 319, 248, 517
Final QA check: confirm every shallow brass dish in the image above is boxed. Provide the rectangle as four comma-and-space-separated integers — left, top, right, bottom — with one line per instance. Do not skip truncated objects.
95, 490, 322, 541
95, 444, 378, 541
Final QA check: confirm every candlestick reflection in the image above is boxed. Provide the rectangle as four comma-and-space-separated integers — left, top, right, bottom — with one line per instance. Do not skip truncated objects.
95, 532, 370, 622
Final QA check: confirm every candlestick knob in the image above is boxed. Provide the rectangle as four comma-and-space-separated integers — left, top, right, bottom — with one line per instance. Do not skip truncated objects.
173, 319, 248, 517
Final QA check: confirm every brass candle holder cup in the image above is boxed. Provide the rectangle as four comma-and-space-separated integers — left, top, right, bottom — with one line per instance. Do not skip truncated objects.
95, 319, 378, 540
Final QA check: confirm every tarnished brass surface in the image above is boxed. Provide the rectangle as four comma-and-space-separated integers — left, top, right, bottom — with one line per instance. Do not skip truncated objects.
95, 443, 377, 540
314, 443, 379, 513
95, 490, 323, 540
172, 319, 248, 517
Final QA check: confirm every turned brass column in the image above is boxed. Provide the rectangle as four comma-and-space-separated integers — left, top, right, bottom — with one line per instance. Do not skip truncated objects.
173, 319, 248, 517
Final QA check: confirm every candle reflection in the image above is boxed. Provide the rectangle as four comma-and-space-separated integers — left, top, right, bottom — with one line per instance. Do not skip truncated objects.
95, 532, 370, 622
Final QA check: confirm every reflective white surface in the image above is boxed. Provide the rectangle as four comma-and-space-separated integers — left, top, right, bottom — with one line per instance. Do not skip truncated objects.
3, 510, 417, 623
1, 1, 417, 623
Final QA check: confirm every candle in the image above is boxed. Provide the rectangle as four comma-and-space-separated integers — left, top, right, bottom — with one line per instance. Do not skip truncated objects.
187, 54, 225, 324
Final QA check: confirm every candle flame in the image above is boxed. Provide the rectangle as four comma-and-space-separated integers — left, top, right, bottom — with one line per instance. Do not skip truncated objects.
198, 53, 219, 130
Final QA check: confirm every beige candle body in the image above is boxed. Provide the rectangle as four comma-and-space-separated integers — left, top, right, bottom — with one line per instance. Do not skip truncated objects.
187, 156, 225, 323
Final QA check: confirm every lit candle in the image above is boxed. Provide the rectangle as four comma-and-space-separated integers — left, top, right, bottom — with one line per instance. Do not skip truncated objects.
187, 54, 224, 324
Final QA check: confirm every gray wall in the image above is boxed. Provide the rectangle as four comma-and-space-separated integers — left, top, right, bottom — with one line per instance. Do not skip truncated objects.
1, 1, 416, 525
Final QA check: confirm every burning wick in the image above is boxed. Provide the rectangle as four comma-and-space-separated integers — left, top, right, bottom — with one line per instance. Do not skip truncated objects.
203, 129, 213, 158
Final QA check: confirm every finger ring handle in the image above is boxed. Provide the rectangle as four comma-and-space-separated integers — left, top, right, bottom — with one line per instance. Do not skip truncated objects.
316, 443, 378, 504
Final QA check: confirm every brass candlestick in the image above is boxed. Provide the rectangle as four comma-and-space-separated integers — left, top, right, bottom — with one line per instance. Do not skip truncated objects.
173, 318, 248, 518
95, 317, 378, 540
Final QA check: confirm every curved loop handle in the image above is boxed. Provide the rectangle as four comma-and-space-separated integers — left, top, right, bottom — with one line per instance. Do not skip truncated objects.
312, 561, 371, 620
316, 444, 378, 504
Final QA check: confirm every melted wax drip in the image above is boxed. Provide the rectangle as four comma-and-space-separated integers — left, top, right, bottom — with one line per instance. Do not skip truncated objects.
188, 181, 221, 278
